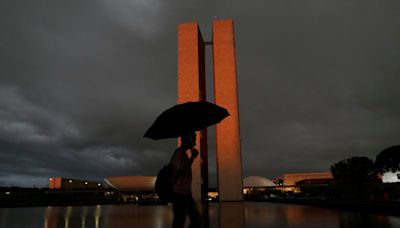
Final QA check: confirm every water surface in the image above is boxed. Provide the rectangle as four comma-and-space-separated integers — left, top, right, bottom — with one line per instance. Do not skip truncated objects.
1, 202, 399, 228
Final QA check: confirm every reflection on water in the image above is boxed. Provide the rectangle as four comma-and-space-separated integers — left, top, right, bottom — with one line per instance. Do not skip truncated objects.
1, 202, 400, 228
243, 203, 400, 228
245, 203, 340, 227
219, 202, 245, 228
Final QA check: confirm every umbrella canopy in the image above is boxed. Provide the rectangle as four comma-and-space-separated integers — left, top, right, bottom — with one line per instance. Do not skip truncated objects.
144, 101, 229, 140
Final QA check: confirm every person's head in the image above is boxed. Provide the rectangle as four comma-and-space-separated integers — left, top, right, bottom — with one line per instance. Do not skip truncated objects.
180, 132, 196, 149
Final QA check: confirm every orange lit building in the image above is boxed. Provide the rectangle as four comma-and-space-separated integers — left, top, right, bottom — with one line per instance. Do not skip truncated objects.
48, 177, 104, 190
177, 19, 243, 202
213, 19, 243, 202
283, 172, 333, 186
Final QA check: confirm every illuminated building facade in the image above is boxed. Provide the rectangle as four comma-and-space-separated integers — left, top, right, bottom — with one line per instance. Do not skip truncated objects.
177, 19, 243, 202
213, 19, 243, 202
283, 172, 333, 186
48, 177, 104, 190
177, 22, 208, 202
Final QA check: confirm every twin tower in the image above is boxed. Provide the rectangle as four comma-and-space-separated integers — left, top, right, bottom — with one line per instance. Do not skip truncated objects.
177, 19, 243, 202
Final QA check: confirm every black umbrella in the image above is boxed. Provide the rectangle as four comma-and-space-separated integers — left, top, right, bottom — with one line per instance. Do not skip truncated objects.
144, 101, 229, 140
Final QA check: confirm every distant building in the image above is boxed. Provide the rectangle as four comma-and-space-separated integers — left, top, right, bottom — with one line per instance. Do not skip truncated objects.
48, 177, 104, 190
283, 172, 333, 186
295, 178, 334, 185
243, 176, 276, 188
243, 176, 276, 196
103, 176, 156, 191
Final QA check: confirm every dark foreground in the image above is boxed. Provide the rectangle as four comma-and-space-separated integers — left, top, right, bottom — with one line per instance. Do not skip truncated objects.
264, 198, 400, 216
3, 189, 400, 218
1, 202, 400, 228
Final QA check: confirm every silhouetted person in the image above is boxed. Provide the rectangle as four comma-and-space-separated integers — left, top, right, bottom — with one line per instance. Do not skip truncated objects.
171, 132, 202, 228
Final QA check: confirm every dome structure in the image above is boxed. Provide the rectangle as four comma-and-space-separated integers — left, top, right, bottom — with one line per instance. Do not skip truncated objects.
243, 176, 276, 188
104, 176, 156, 191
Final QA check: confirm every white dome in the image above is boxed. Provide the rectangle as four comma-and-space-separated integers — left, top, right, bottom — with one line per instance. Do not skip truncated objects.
243, 176, 276, 188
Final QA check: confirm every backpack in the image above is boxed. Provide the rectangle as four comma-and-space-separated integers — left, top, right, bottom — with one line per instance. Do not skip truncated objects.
155, 163, 175, 202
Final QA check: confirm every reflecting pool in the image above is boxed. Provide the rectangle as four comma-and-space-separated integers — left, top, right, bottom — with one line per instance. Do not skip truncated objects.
0, 202, 399, 228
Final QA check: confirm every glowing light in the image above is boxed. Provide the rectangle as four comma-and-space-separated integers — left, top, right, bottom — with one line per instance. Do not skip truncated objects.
69, 180, 72, 183
383, 172, 400, 183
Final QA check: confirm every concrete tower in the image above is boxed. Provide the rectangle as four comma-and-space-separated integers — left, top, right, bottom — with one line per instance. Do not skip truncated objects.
177, 19, 242, 202
177, 22, 208, 202
213, 19, 243, 201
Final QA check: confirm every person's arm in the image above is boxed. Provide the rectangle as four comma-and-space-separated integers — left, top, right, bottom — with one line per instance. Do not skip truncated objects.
189, 148, 199, 164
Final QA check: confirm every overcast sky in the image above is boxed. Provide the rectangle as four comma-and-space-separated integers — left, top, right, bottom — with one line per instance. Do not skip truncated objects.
1, 0, 399, 187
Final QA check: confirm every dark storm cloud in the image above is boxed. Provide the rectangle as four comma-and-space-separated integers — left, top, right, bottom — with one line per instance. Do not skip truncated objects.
233, 1, 400, 178
1, 0, 399, 187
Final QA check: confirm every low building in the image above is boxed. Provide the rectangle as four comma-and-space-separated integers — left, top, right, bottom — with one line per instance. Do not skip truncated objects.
295, 178, 334, 185
49, 177, 104, 190
242, 176, 278, 200
243, 176, 275, 193
103, 176, 156, 191
103, 176, 158, 203
283, 172, 333, 186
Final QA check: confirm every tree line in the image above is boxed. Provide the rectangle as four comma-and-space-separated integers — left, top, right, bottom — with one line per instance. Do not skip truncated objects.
331, 145, 400, 184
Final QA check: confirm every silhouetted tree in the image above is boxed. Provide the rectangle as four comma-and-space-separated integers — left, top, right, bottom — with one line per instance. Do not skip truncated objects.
375, 145, 400, 174
330, 156, 377, 184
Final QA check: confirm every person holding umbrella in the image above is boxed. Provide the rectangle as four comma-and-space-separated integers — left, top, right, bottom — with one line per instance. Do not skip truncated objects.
170, 132, 201, 228
144, 101, 229, 228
